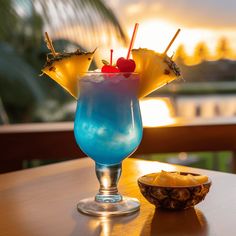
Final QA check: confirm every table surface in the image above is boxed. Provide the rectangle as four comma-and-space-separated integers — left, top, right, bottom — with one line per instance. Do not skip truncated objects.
0, 158, 236, 236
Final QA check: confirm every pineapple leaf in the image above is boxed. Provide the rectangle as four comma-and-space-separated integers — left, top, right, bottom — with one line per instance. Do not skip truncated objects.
102, 59, 109, 65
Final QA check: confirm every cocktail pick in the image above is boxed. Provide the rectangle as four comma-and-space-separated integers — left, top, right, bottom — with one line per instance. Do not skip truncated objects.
101, 49, 120, 73
163, 29, 181, 55
44, 32, 57, 57
110, 49, 113, 65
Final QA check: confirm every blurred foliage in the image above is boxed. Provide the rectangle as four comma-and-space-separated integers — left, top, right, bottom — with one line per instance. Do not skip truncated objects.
193, 42, 209, 63
216, 38, 231, 60
0, 0, 127, 124
174, 37, 234, 65
137, 152, 233, 173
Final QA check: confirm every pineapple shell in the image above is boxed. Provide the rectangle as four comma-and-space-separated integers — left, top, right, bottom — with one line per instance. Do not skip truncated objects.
42, 50, 94, 99
132, 48, 181, 98
138, 172, 211, 210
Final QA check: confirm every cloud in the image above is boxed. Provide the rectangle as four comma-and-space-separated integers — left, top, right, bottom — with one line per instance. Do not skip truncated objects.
108, 0, 236, 29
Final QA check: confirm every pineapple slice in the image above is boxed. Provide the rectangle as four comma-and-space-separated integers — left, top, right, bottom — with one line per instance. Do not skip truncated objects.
42, 50, 94, 99
193, 175, 209, 184
132, 48, 181, 98
147, 171, 208, 186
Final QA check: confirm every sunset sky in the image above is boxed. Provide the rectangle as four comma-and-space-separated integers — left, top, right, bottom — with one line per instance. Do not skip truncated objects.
105, 0, 236, 57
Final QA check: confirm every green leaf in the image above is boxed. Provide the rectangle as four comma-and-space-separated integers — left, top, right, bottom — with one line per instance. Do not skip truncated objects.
102, 59, 109, 65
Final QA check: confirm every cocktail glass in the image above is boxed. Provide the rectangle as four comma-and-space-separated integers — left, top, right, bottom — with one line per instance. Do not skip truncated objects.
74, 72, 143, 216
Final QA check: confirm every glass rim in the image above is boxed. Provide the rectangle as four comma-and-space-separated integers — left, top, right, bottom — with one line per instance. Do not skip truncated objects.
79, 71, 139, 75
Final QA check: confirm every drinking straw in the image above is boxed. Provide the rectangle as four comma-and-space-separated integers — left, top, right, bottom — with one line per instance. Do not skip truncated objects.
126, 23, 139, 60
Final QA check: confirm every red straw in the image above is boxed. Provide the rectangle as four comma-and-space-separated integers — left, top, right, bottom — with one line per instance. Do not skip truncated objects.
126, 23, 139, 60
110, 49, 113, 65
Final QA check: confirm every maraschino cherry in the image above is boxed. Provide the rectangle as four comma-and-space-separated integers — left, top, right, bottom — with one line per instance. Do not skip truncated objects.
101, 65, 120, 73
116, 57, 136, 72
101, 49, 120, 73
116, 23, 139, 73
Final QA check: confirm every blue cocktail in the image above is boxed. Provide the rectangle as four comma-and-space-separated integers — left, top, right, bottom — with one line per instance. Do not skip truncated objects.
74, 72, 143, 216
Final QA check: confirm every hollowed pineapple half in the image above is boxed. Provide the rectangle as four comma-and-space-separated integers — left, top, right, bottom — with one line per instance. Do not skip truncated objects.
42, 50, 94, 99
132, 48, 181, 98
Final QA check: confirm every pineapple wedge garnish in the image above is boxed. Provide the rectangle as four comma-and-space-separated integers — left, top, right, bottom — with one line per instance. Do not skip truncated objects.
132, 48, 181, 98
42, 50, 94, 99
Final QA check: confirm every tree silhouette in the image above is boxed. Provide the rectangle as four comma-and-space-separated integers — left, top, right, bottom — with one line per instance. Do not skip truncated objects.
193, 42, 209, 63
174, 44, 187, 64
216, 38, 231, 59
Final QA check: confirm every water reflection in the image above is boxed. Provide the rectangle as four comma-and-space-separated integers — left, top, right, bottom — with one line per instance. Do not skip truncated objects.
70, 210, 139, 236
96, 212, 139, 236
141, 208, 208, 236
140, 98, 175, 127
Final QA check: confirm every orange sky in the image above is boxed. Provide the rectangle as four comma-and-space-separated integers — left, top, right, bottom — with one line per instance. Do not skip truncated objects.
105, 0, 236, 57
54, 0, 236, 66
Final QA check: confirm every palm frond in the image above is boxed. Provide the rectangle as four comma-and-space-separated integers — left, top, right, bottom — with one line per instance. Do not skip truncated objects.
1, 0, 127, 49
35, 0, 128, 48
0, 42, 45, 105
0, 0, 126, 123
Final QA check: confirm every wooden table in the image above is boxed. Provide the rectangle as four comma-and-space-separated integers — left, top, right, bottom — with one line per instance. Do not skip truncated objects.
0, 158, 236, 236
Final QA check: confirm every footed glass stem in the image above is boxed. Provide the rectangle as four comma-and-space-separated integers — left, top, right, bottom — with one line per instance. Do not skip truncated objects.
95, 163, 122, 203
77, 163, 140, 216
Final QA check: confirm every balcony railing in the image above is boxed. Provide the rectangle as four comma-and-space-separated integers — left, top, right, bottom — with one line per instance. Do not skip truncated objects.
1, 118, 236, 173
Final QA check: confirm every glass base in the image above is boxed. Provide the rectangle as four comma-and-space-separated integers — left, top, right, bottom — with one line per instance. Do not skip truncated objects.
77, 197, 140, 216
